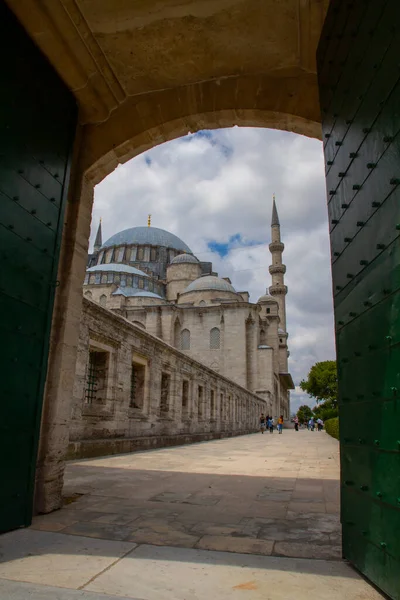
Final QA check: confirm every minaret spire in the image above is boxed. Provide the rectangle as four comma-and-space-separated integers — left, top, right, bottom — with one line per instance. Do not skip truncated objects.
94, 218, 102, 253
268, 195, 287, 331
271, 193, 280, 226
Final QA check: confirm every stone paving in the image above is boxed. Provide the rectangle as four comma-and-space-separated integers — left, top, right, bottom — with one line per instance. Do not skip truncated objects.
0, 431, 384, 599
31, 430, 341, 560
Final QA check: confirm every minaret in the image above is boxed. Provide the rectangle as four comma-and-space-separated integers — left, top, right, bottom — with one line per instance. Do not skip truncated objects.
93, 219, 102, 253
269, 195, 287, 331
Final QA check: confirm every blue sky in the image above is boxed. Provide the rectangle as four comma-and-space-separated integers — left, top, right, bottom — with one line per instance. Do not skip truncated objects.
91, 127, 335, 412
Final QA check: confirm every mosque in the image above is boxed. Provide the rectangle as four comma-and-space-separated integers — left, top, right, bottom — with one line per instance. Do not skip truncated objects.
83, 199, 294, 418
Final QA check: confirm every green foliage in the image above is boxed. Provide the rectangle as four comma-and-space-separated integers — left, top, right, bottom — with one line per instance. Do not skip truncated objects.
325, 417, 339, 440
297, 404, 313, 424
313, 400, 338, 422
300, 360, 338, 406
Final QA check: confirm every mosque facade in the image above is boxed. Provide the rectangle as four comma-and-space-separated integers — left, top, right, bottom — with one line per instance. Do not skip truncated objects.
82, 200, 294, 419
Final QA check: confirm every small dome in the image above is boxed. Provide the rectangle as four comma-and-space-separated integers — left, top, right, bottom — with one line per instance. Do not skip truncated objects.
101, 226, 192, 253
258, 292, 278, 303
112, 287, 163, 299
184, 275, 236, 294
87, 263, 149, 277
170, 253, 199, 264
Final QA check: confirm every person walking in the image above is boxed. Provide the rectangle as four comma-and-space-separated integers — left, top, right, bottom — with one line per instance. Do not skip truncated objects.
294, 415, 299, 431
267, 416, 274, 433
259, 413, 266, 433
309, 417, 315, 431
317, 418, 324, 432
278, 415, 284, 434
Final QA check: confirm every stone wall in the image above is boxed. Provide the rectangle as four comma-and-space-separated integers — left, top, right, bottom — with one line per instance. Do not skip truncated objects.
68, 298, 267, 459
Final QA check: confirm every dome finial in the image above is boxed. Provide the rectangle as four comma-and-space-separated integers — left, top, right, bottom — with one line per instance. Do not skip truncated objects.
148, 214, 151, 227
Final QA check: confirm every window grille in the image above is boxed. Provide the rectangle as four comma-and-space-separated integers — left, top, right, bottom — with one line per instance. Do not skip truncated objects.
130, 362, 145, 409
210, 327, 220, 349
198, 385, 203, 417
137, 247, 144, 260
160, 373, 170, 414
101, 274, 107, 284
181, 329, 190, 350
99, 294, 107, 307
182, 380, 189, 416
85, 351, 107, 403
150, 247, 157, 261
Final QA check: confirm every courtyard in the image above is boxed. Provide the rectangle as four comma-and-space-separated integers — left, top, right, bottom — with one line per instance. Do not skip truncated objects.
0, 431, 382, 599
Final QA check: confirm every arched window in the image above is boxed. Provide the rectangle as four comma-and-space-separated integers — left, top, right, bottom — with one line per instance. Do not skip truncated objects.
181, 329, 191, 351
174, 319, 181, 349
199, 300, 206, 306
84, 291, 92, 299
210, 327, 220, 349
99, 294, 107, 307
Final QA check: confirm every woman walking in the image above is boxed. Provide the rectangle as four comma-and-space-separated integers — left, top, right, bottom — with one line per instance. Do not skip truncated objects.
278, 415, 284, 434
294, 415, 299, 431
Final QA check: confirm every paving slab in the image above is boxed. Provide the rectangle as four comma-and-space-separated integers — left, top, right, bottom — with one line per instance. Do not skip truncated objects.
0, 529, 135, 589
0, 432, 384, 599
85, 544, 384, 600
27, 431, 343, 559
0, 579, 141, 600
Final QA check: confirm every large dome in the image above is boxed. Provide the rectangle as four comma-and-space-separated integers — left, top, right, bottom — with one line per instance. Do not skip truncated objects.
184, 275, 236, 294
102, 226, 192, 253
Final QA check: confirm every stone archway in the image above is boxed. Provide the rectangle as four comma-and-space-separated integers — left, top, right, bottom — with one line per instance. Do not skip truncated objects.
6, 0, 330, 517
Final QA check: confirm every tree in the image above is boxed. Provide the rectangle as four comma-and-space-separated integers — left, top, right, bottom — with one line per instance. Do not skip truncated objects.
297, 405, 313, 424
300, 360, 337, 406
313, 400, 338, 422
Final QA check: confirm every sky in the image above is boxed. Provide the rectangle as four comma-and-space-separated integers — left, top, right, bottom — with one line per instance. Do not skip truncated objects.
90, 127, 335, 413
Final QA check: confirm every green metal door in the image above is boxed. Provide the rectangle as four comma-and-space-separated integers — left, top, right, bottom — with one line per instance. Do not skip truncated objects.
318, 1, 400, 598
0, 3, 77, 533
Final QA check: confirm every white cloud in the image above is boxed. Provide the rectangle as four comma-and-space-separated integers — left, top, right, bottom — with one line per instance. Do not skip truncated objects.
91, 127, 335, 394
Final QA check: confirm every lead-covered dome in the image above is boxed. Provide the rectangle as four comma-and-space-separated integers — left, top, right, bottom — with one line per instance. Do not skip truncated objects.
257, 292, 278, 303
171, 253, 199, 264
101, 226, 192, 253
87, 263, 149, 277
184, 275, 236, 293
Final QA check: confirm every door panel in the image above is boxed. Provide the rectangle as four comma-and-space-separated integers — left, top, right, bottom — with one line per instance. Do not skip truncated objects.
0, 2, 77, 532
318, 1, 400, 598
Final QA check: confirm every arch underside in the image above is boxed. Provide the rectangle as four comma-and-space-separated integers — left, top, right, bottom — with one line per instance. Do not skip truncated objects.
84, 74, 322, 185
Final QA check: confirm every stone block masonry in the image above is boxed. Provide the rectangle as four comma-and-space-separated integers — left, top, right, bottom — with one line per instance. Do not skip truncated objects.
68, 299, 267, 458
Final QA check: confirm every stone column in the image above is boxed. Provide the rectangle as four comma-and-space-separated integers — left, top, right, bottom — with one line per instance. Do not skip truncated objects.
35, 131, 93, 513
245, 316, 257, 391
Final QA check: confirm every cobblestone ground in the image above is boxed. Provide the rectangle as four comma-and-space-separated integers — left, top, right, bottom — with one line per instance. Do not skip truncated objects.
33, 429, 341, 560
